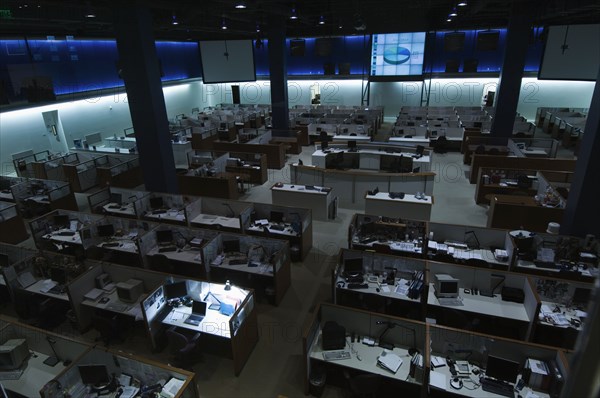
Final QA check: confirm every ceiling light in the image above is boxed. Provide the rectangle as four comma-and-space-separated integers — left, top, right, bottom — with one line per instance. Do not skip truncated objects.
290, 7, 298, 20
446, 18, 452, 22
318, 15, 325, 25
235, 1, 246, 9
449, 8, 458, 17
221, 18, 228, 30
171, 14, 179, 25
255, 23, 261, 33
84, 2, 95, 18
457, 1, 468, 6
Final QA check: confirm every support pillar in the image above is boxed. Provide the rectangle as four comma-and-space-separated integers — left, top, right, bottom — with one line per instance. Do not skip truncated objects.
267, 17, 289, 130
113, 4, 177, 193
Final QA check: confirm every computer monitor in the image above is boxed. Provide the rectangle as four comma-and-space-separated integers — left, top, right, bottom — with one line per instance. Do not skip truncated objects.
223, 239, 241, 254
116, 279, 144, 303
192, 300, 207, 316
164, 281, 188, 299
50, 267, 67, 285
348, 140, 357, 151
398, 156, 413, 173
485, 355, 520, 384
0, 339, 29, 370
0, 253, 9, 267
53, 214, 70, 228
156, 229, 173, 245
97, 224, 115, 238
344, 258, 363, 276
0, 178, 10, 191
270, 211, 284, 223
107, 192, 121, 205
572, 287, 591, 306
434, 274, 459, 298
78, 364, 111, 387
149, 196, 164, 210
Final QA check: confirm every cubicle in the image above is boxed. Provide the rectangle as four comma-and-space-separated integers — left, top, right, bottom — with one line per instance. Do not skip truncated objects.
28, 210, 105, 256
348, 213, 427, 259
290, 164, 435, 210
141, 278, 258, 376
0, 176, 25, 202
0, 243, 37, 303
202, 232, 291, 305
139, 224, 218, 279
332, 249, 426, 319
0, 318, 90, 398
212, 130, 287, 169
87, 186, 149, 219
31, 152, 81, 181
12, 150, 52, 178
185, 196, 252, 233
45, 345, 198, 398
468, 155, 576, 184
95, 155, 144, 188
302, 303, 426, 395
244, 202, 312, 261
178, 152, 239, 199
140, 193, 192, 226
0, 201, 29, 244
61, 153, 103, 192
11, 178, 78, 218
475, 167, 539, 204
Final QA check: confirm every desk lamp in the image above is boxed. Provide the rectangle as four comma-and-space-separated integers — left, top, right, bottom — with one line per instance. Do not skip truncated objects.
376, 320, 418, 356
44, 336, 71, 367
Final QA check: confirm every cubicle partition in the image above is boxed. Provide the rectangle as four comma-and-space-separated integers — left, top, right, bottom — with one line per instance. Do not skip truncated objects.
141, 278, 258, 376
0, 243, 36, 302
302, 303, 426, 395
12, 150, 52, 178
139, 224, 218, 279
95, 155, 144, 188
212, 135, 287, 169
185, 196, 252, 233
202, 232, 291, 305
178, 152, 239, 199
0, 201, 29, 244
61, 153, 102, 192
87, 186, 149, 219
469, 155, 576, 184
11, 178, 78, 218
245, 202, 313, 261
291, 164, 434, 210
30, 152, 80, 181
0, 176, 25, 202
140, 193, 191, 226
426, 261, 539, 340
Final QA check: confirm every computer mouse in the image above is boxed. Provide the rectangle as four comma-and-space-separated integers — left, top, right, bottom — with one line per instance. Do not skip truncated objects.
290, 185, 294, 188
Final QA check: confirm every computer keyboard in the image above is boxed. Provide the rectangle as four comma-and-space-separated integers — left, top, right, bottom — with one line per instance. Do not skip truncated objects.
229, 258, 248, 265
396, 242, 415, 251
158, 246, 177, 253
480, 378, 514, 397
106, 303, 129, 312
322, 350, 351, 361
443, 240, 469, 249
347, 283, 369, 289
437, 297, 464, 306
57, 231, 76, 236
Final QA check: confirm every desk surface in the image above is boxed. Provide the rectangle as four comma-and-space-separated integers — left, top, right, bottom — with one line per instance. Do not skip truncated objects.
147, 246, 202, 264
211, 255, 274, 276
271, 183, 331, 196
1, 350, 68, 397
332, 135, 371, 141
98, 238, 139, 253
145, 208, 186, 222
190, 213, 240, 229
428, 241, 509, 267
25, 194, 50, 204
515, 259, 594, 278
246, 221, 299, 238
102, 202, 136, 216
24, 279, 69, 301
366, 192, 433, 205
312, 148, 430, 164
81, 288, 143, 319
0, 191, 14, 201
427, 285, 530, 323
538, 301, 586, 331
309, 332, 418, 384
351, 237, 424, 256
336, 274, 421, 304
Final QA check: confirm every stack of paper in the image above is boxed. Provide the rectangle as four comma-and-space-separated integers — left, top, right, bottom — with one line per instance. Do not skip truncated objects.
84, 288, 104, 301
377, 350, 403, 374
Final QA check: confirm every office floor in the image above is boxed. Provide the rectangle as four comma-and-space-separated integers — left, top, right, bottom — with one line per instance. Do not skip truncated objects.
2, 123, 577, 398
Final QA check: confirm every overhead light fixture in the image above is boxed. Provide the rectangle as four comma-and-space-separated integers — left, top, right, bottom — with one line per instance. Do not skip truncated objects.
446, 17, 453, 22
84, 1, 96, 18
256, 23, 261, 33
235, 1, 247, 9
290, 7, 298, 20
171, 13, 179, 25
457, 1, 468, 6
318, 15, 325, 25
221, 18, 228, 30
449, 8, 458, 17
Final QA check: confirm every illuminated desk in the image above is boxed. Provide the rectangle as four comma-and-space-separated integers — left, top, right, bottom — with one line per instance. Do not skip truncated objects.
101, 202, 136, 217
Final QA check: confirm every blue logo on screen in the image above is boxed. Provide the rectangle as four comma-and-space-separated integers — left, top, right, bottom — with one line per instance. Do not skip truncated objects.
383, 46, 411, 65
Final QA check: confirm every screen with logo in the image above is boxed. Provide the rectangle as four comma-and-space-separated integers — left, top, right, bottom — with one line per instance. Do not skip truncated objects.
370, 32, 426, 76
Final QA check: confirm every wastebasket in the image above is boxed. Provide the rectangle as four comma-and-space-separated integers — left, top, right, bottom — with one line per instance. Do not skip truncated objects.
309, 366, 326, 397
265, 286, 276, 305
290, 245, 301, 262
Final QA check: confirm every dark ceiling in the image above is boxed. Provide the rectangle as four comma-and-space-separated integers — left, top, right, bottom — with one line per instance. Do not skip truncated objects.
0, 0, 599, 41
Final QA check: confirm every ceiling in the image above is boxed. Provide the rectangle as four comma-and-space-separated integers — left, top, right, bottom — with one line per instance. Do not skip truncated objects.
0, 0, 598, 41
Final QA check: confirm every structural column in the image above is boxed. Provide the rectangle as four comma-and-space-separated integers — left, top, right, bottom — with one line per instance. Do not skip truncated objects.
561, 66, 600, 237
490, 7, 531, 137
267, 17, 289, 130
113, 4, 177, 193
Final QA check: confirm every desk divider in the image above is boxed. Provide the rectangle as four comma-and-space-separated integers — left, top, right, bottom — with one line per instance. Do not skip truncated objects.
67, 261, 104, 331
0, 242, 37, 266
228, 291, 259, 376
522, 276, 541, 341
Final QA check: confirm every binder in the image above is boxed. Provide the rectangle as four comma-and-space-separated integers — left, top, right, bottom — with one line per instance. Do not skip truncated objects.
377, 350, 403, 373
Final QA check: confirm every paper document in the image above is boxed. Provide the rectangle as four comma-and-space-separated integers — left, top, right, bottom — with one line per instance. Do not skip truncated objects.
39, 280, 57, 293
431, 355, 446, 368
377, 350, 403, 373
429, 371, 447, 389
120, 386, 140, 398
395, 279, 410, 296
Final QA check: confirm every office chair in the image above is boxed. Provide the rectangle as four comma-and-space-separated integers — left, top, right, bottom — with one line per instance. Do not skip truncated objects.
92, 314, 123, 346
319, 131, 328, 143
165, 326, 201, 369
517, 174, 532, 189
474, 145, 486, 154
433, 135, 448, 154
344, 370, 382, 398
372, 243, 392, 254
488, 147, 499, 155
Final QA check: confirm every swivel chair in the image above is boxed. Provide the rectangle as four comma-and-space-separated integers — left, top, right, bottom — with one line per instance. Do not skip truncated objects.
166, 326, 201, 369
92, 314, 123, 346
344, 370, 382, 398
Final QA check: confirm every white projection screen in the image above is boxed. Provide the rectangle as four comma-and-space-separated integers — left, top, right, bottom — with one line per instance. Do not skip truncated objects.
199, 40, 256, 84
539, 24, 600, 81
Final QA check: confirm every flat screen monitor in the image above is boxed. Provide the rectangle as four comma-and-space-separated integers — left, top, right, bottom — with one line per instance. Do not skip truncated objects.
344, 258, 363, 276
485, 355, 520, 384
199, 40, 256, 84
97, 224, 115, 238
156, 229, 173, 245
53, 214, 70, 228
149, 197, 164, 210
572, 287, 591, 305
78, 364, 111, 386
270, 211, 284, 223
0, 339, 29, 371
476, 30, 500, 51
164, 281, 187, 299
109, 192, 122, 205
192, 300, 207, 316
50, 267, 67, 285
444, 32, 465, 52
370, 32, 426, 76
223, 239, 240, 254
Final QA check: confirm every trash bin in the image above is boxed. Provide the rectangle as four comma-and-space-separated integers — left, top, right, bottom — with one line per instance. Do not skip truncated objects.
265, 286, 276, 305
290, 245, 301, 262
309, 366, 327, 397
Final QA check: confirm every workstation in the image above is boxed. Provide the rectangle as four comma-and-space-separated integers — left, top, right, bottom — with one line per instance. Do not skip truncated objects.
88, 186, 149, 219
270, 182, 337, 221
141, 278, 258, 375
0, 201, 29, 244
42, 343, 197, 398
140, 193, 190, 226
219, 151, 268, 185
332, 249, 426, 319
244, 202, 312, 261
0, 176, 24, 202
211, 129, 288, 169
303, 303, 426, 396
185, 196, 252, 232
178, 151, 241, 199
12, 150, 54, 179
428, 323, 567, 398
348, 213, 427, 258
94, 155, 144, 189
29, 152, 81, 181
0, 243, 37, 303
140, 224, 218, 279
203, 232, 291, 305
10, 178, 78, 219
0, 318, 90, 398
